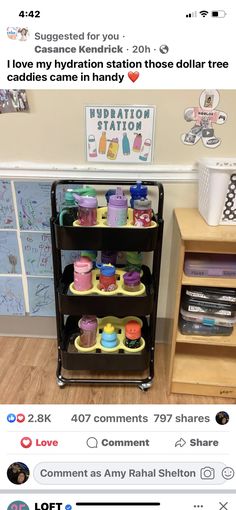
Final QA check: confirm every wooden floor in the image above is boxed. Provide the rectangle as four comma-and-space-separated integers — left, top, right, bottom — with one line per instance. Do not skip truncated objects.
0, 336, 235, 404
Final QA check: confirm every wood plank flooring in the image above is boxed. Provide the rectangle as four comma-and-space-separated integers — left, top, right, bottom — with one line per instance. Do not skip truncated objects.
0, 337, 235, 404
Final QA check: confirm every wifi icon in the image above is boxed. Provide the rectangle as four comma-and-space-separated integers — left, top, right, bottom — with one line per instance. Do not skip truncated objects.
199, 10, 209, 17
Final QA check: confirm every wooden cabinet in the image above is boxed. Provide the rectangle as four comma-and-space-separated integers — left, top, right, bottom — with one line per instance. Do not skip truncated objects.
167, 208, 236, 398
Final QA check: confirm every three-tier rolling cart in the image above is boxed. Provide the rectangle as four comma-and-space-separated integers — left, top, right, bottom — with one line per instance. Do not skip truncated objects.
50, 179, 164, 391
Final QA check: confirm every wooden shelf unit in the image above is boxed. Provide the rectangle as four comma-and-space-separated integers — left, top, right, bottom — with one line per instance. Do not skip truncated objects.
167, 208, 236, 399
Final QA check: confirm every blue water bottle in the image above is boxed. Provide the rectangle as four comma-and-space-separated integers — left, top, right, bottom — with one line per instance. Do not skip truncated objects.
130, 181, 148, 208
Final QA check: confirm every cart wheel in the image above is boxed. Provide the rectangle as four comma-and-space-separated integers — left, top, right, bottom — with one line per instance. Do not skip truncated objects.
138, 382, 152, 391
57, 377, 66, 388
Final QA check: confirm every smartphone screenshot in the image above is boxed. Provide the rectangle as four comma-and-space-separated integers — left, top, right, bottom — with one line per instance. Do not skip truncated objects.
0, 1, 235, 508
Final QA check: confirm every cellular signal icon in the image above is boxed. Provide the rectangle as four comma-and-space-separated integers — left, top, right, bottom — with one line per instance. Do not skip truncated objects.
199, 10, 209, 17
186, 11, 197, 18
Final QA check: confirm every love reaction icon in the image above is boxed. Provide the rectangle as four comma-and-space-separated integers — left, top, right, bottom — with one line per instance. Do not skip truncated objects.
17, 414, 25, 423
20, 437, 32, 448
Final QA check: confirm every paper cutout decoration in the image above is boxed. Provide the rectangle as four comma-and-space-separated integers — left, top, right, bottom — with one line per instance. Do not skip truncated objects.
0, 276, 25, 315
0, 89, 29, 113
15, 181, 51, 231
0, 231, 21, 274
27, 277, 55, 316
0, 180, 16, 228
181, 89, 227, 148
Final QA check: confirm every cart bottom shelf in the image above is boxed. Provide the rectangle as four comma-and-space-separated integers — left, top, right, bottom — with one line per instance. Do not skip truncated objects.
171, 343, 236, 398
59, 315, 152, 372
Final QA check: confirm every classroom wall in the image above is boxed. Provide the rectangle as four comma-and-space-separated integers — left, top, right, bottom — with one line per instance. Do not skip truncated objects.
0, 89, 235, 336
0, 89, 235, 164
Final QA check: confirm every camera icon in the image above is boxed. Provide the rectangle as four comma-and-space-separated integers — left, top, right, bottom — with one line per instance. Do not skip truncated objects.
200, 466, 215, 480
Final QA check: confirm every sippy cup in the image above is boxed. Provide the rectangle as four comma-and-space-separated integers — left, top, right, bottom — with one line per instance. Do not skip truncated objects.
74, 257, 93, 291
125, 321, 142, 349
123, 271, 141, 292
74, 195, 98, 226
101, 323, 118, 349
107, 187, 128, 227
97, 263, 117, 292
79, 316, 97, 348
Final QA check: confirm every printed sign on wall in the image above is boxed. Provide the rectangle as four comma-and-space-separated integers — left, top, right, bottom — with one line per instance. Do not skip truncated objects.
85, 105, 155, 163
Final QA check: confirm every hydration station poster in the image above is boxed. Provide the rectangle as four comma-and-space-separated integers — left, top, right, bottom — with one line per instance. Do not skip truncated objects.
85, 105, 155, 163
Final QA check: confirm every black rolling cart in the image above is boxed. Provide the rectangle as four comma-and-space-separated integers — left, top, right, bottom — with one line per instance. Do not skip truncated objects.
50, 179, 164, 391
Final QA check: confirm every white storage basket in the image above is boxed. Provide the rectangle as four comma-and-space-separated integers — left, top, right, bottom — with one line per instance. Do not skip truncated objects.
197, 158, 236, 226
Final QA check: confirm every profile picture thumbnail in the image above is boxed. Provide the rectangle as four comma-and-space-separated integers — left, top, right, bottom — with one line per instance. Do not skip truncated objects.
215, 411, 229, 425
7, 462, 30, 485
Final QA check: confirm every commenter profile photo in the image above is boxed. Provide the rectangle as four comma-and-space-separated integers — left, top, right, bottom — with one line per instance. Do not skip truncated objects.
215, 411, 229, 425
7, 462, 30, 485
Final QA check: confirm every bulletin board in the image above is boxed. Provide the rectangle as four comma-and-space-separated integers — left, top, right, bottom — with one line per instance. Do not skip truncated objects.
0, 180, 79, 317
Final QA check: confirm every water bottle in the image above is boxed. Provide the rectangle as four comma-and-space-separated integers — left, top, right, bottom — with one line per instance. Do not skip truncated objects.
122, 132, 130, 155
133, 198, 152, 227
74, 257, 93, 291
101, 323, 118, 349
77, 186, 97, 197
133, 133, 142, 152
125, 252, 142, 272
130, 181, 148, 208
123, 271, 141, 292
88, 135, 97, 157
107, 187, 128, 226
105, 189, 116, 204
79, 316, 97, 347
98, 131, 107, 154
139, 138, 152, 161
97, 263, 117, 292
101, 251, 117, 265
59, 189, 77, 226
74, 195, 98, 226
107, 137, 119, 160
125, 320, 141, 349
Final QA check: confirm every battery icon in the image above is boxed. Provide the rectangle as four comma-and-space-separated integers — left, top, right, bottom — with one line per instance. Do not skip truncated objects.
211, 10, 227, 17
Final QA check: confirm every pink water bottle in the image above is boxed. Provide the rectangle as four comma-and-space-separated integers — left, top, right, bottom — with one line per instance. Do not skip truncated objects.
79, 316, 97, 347
74, 257, 93, 291
74, 195, 98, 226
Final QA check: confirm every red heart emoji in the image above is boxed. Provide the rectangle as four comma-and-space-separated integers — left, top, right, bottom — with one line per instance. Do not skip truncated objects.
128, 71, 140, 83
